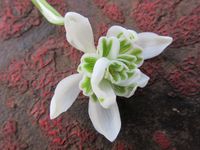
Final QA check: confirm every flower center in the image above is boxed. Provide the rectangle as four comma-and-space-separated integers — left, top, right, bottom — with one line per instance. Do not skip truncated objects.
78, 33, 144, 101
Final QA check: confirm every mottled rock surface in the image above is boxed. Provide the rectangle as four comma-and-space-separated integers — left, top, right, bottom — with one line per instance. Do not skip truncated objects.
0, 0, 199, 149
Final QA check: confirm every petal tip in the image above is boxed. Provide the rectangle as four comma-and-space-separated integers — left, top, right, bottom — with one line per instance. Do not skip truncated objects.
105, 121, 121, 142
50, 113, 57, 120
163, 36, 173, 45
65, 12, 82, 18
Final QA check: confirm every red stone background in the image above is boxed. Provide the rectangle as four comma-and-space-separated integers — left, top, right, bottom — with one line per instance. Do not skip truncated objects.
0, 0, 199, 149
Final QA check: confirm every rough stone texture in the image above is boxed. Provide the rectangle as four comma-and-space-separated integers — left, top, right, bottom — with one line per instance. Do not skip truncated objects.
0, 0, 199, 149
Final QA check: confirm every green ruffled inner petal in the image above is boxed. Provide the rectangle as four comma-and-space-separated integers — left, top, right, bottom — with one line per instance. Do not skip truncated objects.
112, 84, 137, 97
77, 29, 146, 101
78, 54, 98, 76
119, 39, 132, 54
80, 76, 93, 96
101, 38, 113, 57
106, 61, 129, 84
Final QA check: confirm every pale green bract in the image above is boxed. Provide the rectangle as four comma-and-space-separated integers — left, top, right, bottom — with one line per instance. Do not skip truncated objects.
32, 0, 64, 25
78, 34, 143, 101
32, 0, 173, 142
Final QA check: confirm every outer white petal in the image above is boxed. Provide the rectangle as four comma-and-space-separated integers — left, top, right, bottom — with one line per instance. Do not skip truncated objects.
50, 74, 82, 119
137, 72, 150, 88
107, 26, 138, 41
107, 26, 126, 37
88, 98, 121, 142
91, 58, 116, 108
135, 32, 173, 59
64, 12, 95, 53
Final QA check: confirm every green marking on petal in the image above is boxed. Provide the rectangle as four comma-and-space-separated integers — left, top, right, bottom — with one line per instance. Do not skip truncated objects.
127, 63, 137, 72
80, 54, 98, 76
98, 36, 120, 60
117, 54, 137, 63
109, 61, 124, 72
112, 84, 137, 97
112, 85, 126, 95
82, 64, 94, 73
117, 32, 123, 38
127, 72, 134, 78
106, 60, 131, 84
119, 70, 128, 80
129, 48, 142, 56
127, 48, 144, 65
108, 67, 121, 82
129, 34, 135, 40
116, 58, 137, 72
101, 37, 113, 57
91, 94, 98, 102
120, 39, 132, 54
99, 98, 105, 103
84, 56, 97, 64
80, 76, 93, 96
135, 56, 143, 64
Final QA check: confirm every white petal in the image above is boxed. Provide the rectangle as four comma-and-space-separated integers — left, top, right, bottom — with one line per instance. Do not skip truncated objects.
107, 26, 126, 38
64, 12, 95, 53
107, 26, 138, 41
50, 74, 82, 119
88, 98, 121, 142
32, 0, 64, 25
135, 32, 173, 59
91, 58, 116, 108
137, 72, 150, 88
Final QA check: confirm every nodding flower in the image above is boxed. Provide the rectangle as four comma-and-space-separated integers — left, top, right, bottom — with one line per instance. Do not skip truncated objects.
32, 0, 173, 142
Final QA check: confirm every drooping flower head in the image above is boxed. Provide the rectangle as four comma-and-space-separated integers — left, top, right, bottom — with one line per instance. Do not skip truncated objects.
32, 0, 173, 142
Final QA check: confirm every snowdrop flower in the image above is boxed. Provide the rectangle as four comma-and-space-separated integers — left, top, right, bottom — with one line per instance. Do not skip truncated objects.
32, 0, 173, 142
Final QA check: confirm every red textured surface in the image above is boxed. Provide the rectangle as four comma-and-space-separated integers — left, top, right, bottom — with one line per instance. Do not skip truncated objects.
0, 0, 200, 149
153, 131, 171, 150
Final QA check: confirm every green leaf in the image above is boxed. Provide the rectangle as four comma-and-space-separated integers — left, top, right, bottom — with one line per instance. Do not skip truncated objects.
32, 0, 64, 25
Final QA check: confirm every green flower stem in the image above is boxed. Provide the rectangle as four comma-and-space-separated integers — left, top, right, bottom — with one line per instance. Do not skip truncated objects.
32, 0, 64, 25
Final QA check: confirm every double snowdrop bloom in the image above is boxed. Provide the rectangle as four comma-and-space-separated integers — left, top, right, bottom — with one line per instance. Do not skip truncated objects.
32, 0, 173, 142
